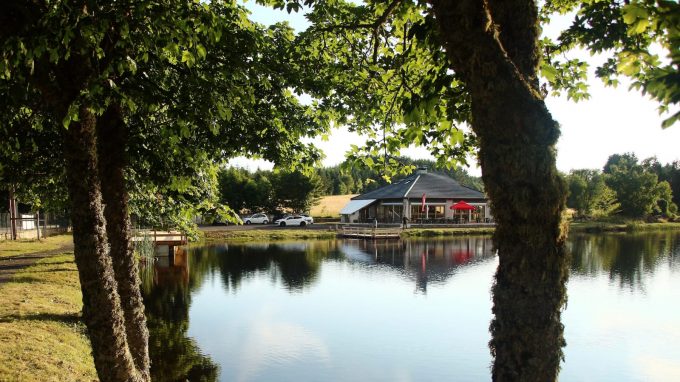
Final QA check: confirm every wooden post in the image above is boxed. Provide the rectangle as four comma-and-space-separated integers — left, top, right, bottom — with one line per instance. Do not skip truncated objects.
36, 211, 40, 240
43, 212, 48, 238
9, 187, 17, 240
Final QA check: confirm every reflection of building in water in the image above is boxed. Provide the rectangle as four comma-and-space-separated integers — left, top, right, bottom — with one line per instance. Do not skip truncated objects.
154, 246, 190, 287
340, 237, 495, 292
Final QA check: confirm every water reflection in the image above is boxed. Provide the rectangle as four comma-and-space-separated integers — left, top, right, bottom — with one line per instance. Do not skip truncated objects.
140, 237, 496, 381
568, 232, 680, 290
139, 233, 680, 381
140, 248, 219, 381
340, 237, 495, 292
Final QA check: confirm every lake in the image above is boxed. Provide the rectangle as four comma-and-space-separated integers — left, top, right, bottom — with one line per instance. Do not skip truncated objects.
140, 232, 680, 381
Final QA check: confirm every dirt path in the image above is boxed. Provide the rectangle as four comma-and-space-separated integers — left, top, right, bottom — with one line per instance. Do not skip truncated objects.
0, 245, 74, 284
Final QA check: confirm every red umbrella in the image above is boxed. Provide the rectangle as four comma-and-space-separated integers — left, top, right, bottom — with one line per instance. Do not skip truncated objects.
450, 201, 476, 210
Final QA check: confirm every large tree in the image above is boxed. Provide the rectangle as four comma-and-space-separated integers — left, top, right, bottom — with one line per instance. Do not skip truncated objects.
261, 0, 679, 380
0, 1, 325, 381
565, 169, 610, 217
604, 153, 676, 218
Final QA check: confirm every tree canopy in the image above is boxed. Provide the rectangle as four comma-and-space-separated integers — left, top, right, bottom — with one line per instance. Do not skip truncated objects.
1, 1, 328, 380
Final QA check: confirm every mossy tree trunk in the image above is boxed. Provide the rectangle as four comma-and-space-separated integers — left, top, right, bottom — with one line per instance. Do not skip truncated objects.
62, 104, 145, 382
98, 104, 151, 379
430, 1, 569, 380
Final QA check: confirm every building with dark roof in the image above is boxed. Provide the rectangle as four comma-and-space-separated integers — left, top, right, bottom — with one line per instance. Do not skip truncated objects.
340, 168, 490, 223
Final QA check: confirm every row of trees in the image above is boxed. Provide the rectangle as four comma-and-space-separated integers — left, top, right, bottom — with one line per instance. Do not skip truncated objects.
217, 168, 321, 215
218, 157, 483, 216
316, 158, 483, 196
565, 153, 678, 219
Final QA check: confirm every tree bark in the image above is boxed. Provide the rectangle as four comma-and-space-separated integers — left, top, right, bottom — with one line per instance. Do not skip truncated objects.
62, 105, 144, 382
429, 1, 569, 381
97, 103, 151, 381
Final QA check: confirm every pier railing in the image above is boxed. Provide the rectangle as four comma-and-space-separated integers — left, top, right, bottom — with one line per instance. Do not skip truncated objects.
132, 229, 187, 246
338, 226, 402, 239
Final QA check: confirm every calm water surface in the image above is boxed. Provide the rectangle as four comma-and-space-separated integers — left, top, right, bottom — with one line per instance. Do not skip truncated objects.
141, 233, 680, 381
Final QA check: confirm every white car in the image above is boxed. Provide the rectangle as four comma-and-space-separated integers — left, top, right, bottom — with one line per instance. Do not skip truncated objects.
301, 214, 314, 224
274, 215, 309, 227
244, 213, 269, 225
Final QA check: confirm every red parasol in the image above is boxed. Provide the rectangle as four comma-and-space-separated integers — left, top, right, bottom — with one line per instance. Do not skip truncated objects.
450, 201, 476, 210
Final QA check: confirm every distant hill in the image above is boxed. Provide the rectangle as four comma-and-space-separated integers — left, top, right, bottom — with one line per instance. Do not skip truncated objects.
311, 194, 358, 218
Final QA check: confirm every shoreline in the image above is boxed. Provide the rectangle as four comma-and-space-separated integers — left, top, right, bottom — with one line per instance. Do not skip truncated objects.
199, 221, 680, 243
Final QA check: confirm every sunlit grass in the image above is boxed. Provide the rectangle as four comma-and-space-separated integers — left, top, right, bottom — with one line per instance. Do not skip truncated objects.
0, 253, 96, 381
310, 194, 357, 218
203, 228, 338, 242
570, 221, 680, 233
0, 234, 73, 259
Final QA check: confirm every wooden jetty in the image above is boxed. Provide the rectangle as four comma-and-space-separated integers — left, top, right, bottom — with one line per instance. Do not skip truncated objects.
338, 226, 402, 239
132, 230, 188, 246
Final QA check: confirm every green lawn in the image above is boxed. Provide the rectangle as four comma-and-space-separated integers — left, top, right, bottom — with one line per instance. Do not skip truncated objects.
0, 253, 96, 381
0, 234, 73, 259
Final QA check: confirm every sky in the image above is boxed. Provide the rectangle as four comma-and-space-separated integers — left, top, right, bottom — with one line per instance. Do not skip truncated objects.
230, 2, 680, 177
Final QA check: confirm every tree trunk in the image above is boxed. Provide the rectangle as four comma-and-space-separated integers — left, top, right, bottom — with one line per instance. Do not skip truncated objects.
97, 103, 151, 380
62, 105, 144, 382
430, 1, 569, 381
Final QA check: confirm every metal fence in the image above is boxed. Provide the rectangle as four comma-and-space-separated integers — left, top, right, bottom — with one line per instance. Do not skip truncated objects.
0, 212, 70, 240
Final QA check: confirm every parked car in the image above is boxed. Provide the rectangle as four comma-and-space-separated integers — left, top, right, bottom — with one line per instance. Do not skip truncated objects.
274, 215, 309, 227
300, 214, 314, 224
244, 213, 269, 225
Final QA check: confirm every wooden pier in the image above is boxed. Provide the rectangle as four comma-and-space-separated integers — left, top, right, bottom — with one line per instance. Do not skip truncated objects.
338, 226, 402, 239
132, 230, 188, 246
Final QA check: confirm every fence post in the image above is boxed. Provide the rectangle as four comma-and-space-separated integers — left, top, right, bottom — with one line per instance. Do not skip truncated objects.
36, 211, 40, 240
9, 187, 17, 240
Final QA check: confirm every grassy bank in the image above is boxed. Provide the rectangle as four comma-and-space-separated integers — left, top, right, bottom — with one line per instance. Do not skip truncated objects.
0, 252, 96, 381
402, 227, 495, 237
570, 221, 680, 233
202, 226, 496, 242
203, 228, 338, 242
203, 220, 680, 242
0, 234, 73, 259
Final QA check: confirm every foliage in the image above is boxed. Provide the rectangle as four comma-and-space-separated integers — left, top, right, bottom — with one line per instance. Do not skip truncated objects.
565, 169, 610, 217
0, 1, 329, 379
0, 0, 328, 231
603, 153, 677, 218
258, 0, 477, 178
641, 156, 680, 206
218, 167, 322, 214
542, 0, 680, 127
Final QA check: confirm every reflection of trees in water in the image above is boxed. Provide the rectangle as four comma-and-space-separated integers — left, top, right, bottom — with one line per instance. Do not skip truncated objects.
568, 232, 680, 289
193, 241, 343, 292
188, 238, 496, 295
340, 237, 496, 293
140, 248, 219, 381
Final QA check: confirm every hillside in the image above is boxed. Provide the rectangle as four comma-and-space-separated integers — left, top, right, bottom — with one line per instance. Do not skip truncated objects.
311, 194, 357, 218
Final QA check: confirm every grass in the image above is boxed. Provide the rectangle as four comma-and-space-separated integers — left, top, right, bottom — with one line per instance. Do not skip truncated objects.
403, 227, 495, 237
310, 194, 357, 218
0, 253, 96, 381
203, 225, 496, 242
0, 234, 73, 259
203, 227, 338, 242
570, 221, 680, 233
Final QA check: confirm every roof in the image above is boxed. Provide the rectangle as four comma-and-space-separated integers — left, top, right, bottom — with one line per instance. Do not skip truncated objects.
352, 171, 485, 200
340, 199, 376, 214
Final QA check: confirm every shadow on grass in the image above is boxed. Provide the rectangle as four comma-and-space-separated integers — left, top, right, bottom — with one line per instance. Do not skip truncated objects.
16, 268, 77, 274
0, 312, 82, 325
